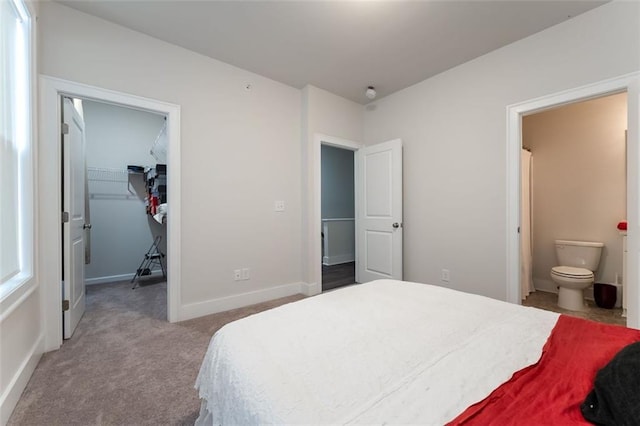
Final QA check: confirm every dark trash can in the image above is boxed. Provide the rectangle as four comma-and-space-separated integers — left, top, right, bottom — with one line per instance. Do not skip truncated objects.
594, 283, 617, 309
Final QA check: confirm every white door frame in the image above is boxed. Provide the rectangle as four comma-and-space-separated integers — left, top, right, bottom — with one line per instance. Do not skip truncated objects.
313, 133, 362, 293
506, 71, 640, 328
40, 75, 182, 351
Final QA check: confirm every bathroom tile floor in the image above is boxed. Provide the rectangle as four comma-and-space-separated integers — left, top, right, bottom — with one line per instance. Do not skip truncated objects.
523, 291, 626, 327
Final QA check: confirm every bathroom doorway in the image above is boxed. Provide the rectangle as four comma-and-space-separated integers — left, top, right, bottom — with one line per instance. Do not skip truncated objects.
520, 92, 628, 326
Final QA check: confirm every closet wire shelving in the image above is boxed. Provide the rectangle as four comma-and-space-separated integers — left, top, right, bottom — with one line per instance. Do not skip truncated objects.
87, 166, 140, 200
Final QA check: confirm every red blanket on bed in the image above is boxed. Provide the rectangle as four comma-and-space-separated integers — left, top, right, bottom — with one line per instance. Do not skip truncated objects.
448, 315, 640, 426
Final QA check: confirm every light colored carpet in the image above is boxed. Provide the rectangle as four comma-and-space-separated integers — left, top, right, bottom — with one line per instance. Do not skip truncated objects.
8, 278, 304, 425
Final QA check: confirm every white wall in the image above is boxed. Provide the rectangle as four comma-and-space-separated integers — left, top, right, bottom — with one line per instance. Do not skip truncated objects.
83, 100, 166, 283
301, 85, 363, 291
37, 2, 303, 318
524, 93, 627, 293
362, 2, 640, 301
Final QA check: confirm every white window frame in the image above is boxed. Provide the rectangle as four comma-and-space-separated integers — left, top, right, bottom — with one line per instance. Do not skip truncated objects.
0, 0, 35, 311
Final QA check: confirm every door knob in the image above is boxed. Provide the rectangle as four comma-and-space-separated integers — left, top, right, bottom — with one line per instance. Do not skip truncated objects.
83, 223, 92, 230
392, 222, 400, 229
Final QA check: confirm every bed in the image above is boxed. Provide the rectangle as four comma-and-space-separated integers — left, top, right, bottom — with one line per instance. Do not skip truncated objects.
195, 279, 640, 425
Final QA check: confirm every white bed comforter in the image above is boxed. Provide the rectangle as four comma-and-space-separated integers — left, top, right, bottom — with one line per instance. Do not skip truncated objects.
195, 280, 559, 425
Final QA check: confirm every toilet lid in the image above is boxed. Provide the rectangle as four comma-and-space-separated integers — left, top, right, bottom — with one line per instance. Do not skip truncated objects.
551, 266, 593, 279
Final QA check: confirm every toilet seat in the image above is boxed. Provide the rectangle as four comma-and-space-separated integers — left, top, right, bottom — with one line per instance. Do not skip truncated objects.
551, 266, 593, 280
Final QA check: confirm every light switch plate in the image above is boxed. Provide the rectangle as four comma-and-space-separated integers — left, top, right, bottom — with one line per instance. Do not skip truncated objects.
275, 201, 285, 212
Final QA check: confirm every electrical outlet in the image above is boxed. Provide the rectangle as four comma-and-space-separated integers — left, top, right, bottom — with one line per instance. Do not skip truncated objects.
275, 201, 285, 212
233, 269, 242, 281
441, 269, 450, 282
241, 268, 250, 280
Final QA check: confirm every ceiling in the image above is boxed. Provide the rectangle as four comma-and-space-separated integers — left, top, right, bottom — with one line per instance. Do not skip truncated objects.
57, 1, 607, 104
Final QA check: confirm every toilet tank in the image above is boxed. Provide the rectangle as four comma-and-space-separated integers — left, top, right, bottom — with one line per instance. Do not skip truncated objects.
555, 240, 604, 271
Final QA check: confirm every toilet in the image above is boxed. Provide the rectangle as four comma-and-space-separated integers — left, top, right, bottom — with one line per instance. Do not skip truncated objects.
550, 240, 603, 311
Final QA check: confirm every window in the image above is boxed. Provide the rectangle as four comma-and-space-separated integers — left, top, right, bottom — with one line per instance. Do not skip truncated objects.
1, 0, 33, 299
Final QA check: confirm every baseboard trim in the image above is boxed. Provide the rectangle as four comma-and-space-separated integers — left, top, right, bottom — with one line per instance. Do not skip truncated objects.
0, 334, 44, 425
178, 282, 304, 322
322, 254, 355, 266
85, 270, 163, 286
300, 281, 320, 296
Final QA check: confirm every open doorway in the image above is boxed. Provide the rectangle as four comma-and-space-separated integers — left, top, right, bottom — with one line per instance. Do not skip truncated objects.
519, 92, 627, 327
61, 96, 169, 338
40, 76, 181, 351
311, 134, 404, 294
506, 71, 639, 329
321, 144, 356, 291
66, 98, 169, 338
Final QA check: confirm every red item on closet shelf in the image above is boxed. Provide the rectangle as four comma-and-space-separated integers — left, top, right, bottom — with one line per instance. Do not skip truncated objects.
617, 221, 627, 231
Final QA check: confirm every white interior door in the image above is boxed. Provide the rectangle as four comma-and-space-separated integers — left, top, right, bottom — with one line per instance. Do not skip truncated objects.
62, 97, 87, 339
357, 139, 403, 282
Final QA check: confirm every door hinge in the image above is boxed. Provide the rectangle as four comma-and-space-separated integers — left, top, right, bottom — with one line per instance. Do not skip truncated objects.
62, 299, 70, 311
62, 211, 69, 223
62, 123, 69, 135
